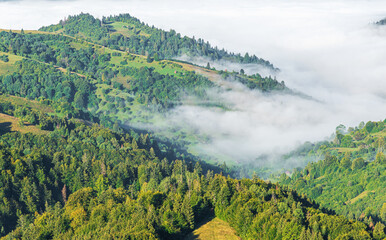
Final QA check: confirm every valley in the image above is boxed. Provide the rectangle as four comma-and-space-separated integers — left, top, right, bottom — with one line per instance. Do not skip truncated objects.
0, 9, 384, 240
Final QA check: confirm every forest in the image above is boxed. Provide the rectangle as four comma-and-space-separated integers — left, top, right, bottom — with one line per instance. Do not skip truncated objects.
0, 106, 377, 239
0, 12, 384, 239
277, 120, 386, 239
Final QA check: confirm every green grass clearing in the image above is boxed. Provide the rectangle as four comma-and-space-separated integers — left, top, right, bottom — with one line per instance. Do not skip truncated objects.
330, 147, 359, 153
0, 51, 23, 75
0, 113, 49, 135
345, 190, 375, 205
109, 22, 151, 38
185, 217, 241, 240
0, 94, 54, 113
371, 129, 386, 137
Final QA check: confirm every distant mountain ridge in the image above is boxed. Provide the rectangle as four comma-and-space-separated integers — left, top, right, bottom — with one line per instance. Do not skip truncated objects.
39, 13, 278, 71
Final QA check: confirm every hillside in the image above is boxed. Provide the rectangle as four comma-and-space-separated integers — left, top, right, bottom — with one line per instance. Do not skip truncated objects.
0, 21, 287, 167
0, 119, 375, 239
0, 13, 383, 239
39, 13, 277, 71
277, 120, 386, 238
0, 94, 53, 135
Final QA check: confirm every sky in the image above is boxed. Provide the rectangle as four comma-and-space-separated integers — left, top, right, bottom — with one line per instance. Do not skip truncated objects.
1, 0, 386, 169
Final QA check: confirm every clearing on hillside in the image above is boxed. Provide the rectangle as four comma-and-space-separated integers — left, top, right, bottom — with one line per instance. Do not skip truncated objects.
185, 218, 241, 240
0, 94, 54, 113
0, 113, 49, 135
0, 51, 23, 75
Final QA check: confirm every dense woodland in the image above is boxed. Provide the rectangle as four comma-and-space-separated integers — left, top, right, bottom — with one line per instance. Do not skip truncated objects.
0, 109, 377, 239
0, 13, 384, 239
0, 55, 8, 63
0, 26, 286, 161
0, 60, 96, 109
119, 66, 212, 108
0, 29, 283, 111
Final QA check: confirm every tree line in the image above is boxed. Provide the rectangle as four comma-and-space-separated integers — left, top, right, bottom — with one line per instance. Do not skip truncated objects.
39, 13, 277, 70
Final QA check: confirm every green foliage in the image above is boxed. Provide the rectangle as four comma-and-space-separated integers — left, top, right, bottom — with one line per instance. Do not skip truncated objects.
40, 13, 110, 41
0, 54, 9, 62
0, 113, 375, 239
147, 54, 153, 63
0, 15, 381, 240
381, 203, 386, 222
0, 60, 96, 109
351, 157, 365, 170
220, 70, 286, 92
0, 23, 286, 133
0, 30, 214, 114
120, 66, 212, 108
211, 178, 371, 240
39, 13, 277, 70
375, 152, 386, 165
0, 116, 165, 237
373, 222, 386, 240
154, 53, 159, 61
278, 120, 386, 230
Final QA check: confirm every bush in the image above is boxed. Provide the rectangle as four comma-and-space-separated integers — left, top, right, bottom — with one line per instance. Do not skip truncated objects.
0, 54, 9, 62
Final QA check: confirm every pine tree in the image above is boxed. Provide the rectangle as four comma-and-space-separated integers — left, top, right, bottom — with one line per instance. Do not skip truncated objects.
373, 222, 386, 240
132, 138, 138, 150
154, 53, 159, 61
183, 196, 194, 229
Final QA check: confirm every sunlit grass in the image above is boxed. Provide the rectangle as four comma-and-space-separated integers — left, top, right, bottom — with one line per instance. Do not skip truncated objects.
109, 22, 151, 38
185, 218, 241, 240
0, 51, 23, 75
0, 113, 49, 135
0, 94, 54, 113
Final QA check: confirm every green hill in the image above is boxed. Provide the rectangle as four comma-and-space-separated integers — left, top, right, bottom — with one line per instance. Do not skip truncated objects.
0, 120, 375, 239
0, 13, 383, 239
0, 23, 287, 167
277, 120, 386, 238
39, 13, 277, 70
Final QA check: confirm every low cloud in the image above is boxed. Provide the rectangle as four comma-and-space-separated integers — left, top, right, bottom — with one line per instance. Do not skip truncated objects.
134, 76, 352, 170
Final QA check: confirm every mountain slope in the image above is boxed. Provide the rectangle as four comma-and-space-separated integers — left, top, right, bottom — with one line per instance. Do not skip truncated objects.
0, 13, 381, 239
0, 122, 374, 239
39, 13, 277, 70
277, 120, 386, 237
0, 25, 287, 168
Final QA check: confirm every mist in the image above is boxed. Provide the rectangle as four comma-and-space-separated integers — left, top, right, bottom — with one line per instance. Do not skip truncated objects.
1, 0, 386, 170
